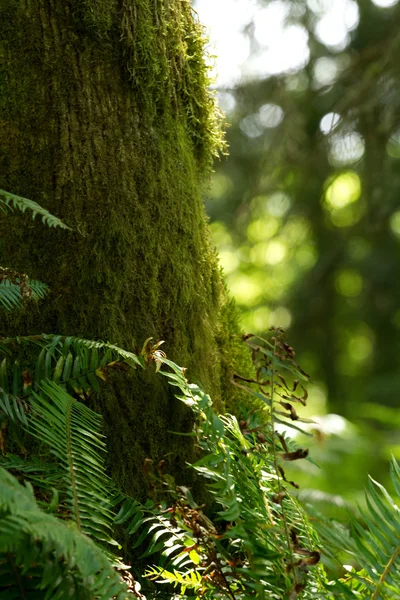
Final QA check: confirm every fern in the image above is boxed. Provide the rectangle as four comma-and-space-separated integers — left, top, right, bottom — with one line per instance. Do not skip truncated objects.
0, 191, 397, 600
0, 187, 138, 596
0, 388, 28, 426
0, 334, 143, 424
313, 458, 400, 599
0, 189, 67, 315
0, 279, 26, 312
145, 565, 202, 595
0, 273, 49, 312
0, 453, 62, 493
116, 343, 324, 599
2, 323, 400, 598
0, 467, 129, 600
27, 381, 118, 547
0, 188, 70, 229
163, 338, 323, 599
0, 190, 66, 312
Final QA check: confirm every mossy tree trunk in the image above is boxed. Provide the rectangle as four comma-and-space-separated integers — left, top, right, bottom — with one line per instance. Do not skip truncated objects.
0, 0, 247, 496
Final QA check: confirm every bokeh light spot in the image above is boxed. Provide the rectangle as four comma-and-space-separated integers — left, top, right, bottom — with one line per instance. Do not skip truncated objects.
247, 218, 279, 243
313, 57, 338, 87
219, 250, 239, 275
386, 130, 400, 158
217, 91, 236, 114
325, 172, 361, 209
313, 413, 350, 436
335, 269, 363, 297
240, 114, 264, 138
329, 205, 364, 227
372, 0, 398, 7
295, 245, 318, 269
307, 383, 327, 413
329, 133, 365, 165
269, 306, 292, 329
229, 274, 263, 306
313, 0, 359, 51
209, 174, 234, 200
265, 240, 288, 265
253, 306, 271, 331
210, 221, 233, 246
281, 217, 309, 244
348, 335, 373, 363
258, 103, 284, 128
389, 211, 400, 238
265, 192, 291, 217
320, 112, 341, 135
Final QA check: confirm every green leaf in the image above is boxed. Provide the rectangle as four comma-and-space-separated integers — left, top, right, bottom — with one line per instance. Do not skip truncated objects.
0, 467, 128, 599
27, 381, 117, 547
0, 188, 70, 229
315, 458, 400, 597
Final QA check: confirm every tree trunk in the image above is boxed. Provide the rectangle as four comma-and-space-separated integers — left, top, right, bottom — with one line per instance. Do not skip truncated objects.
0, 0, 248, 496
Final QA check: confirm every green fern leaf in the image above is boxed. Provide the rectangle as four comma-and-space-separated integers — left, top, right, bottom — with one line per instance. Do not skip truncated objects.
0, 188, 70, 229
0, 335, 143, 425
27, 381, 118, 547
0, 277, 49, 312
0, 280, 24, 311
313, 458, 400, 598
0, 453, 63, 498
28, 278, 49, 299
0, 359, 28, 424
122, 351, 325, 599
0, 467, 129, 599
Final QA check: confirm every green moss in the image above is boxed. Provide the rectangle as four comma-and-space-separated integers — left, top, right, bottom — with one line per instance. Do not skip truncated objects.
216, 293, 255, 414
81, 0, 227, 171
80, 0, 115, 34
0, 0, 245, 500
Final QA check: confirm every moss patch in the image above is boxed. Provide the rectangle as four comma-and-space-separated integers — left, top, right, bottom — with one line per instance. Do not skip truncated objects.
81, 0, 227, 171
0, 0, 247, 499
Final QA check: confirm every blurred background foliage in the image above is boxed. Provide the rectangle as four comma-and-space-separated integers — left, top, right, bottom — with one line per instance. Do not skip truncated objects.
195, 0, 400, 514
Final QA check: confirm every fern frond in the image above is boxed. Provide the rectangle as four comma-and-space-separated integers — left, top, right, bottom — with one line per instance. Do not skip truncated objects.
0, 467, 129, 599
27, 381, 118, 547
0, 278, 49, 312
145, 565, 202, 595
0, 334, 142, 424
0, 280, 25, 312
27, 279, 49, 300
0, 453, 63, 494
55, 335, 143, 369
0, 270, 49, 312
313, 457, 400, 598
123, 352, 324, 599
0, 188, 70, 229
0, 358, 28, 425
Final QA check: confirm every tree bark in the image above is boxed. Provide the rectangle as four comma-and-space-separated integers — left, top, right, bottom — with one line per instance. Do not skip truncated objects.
0, 0, 248, 496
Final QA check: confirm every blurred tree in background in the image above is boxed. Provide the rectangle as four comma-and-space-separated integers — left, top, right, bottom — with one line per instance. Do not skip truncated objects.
199, 0, 400, 507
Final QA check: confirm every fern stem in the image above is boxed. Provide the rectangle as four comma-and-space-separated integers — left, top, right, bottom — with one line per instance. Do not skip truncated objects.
371, 545, 400, 600
65, 399, 82, 532
269, 336, 296, 586
291, 497, 327, 596
8, 553, 28, 599
210, 546, 237, 600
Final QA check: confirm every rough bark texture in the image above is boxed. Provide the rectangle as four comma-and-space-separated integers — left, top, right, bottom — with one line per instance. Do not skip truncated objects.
0, 0, 249, 496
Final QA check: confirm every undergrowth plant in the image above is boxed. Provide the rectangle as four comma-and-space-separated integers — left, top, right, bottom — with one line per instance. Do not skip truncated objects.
118, 334, 324, 600
117, 335, 400, 600
1, 191, 400, 599
0, 189, 69, 312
